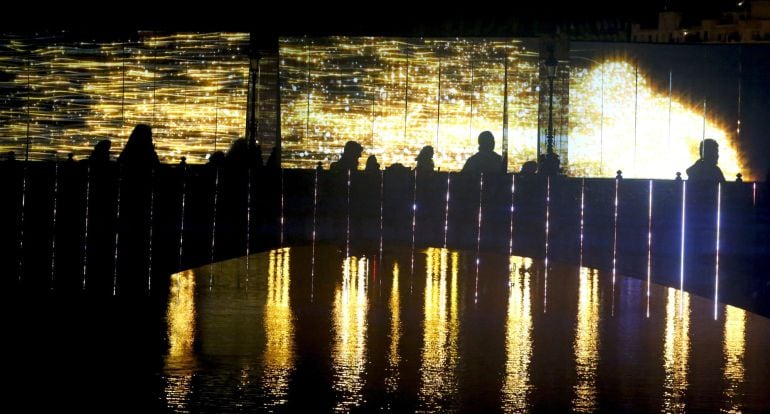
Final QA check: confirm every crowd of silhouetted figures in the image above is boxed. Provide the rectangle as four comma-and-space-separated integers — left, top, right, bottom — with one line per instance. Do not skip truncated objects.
1, 125, 769, 315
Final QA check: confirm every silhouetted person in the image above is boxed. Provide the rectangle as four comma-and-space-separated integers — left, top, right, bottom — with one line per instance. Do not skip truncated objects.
330, 141, 363, 172
519, 160, 537, 176
118, 124, 159, 167
89, 140, 111, 163
461, 131, 503, 174
208, 150, 225, 166
365, 154, 380, 172
686, 138, 726, 182
225, 138, 262, 168
415, 145, 435, 173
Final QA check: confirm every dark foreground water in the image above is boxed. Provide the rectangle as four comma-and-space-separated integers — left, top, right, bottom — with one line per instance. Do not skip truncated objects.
7, 245, 770, 412
159, 245, 768, 413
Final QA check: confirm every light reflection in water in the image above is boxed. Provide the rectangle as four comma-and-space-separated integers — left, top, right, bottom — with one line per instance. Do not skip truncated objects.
164, 269, 196, 412
263, 248, 294, 409
385, 262, 401, 393
502, 256, 533, 412
154, 246, 770, 411
662, 287, 691, 413
723, 305, 746, 413
572, 267, 600, 413
332, 255, 369, 411
419, 247, 460, 411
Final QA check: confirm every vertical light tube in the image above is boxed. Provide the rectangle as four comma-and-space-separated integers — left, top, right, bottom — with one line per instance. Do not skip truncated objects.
714, 183, 722, 320
646, 180, 653, 318
679, 181, 686, 317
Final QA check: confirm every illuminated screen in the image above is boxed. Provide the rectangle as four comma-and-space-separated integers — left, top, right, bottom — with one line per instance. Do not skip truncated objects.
0, 32, 277, 163
1, 34, 768, 178
281, 38, 769, 178
279, 37, 544, 172
568, 42, 770, 180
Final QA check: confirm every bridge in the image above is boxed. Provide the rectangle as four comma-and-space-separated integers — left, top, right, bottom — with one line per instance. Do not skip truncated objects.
2, 160, 768, 315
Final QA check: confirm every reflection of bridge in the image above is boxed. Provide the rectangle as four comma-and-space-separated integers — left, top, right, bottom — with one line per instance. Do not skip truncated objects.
2, 161, 768, 315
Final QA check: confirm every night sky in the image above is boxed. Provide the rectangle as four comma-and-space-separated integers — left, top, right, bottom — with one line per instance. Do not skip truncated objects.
2, 1, 743, 35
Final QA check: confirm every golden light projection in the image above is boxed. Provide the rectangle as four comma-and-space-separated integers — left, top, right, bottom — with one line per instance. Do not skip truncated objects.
263, 247, 294, 408
279, 37, 540, 171
569, 60, 744, 179
332, 255, 369, 411
385, 261, 401, 394
501, 256, 533, 412
0, 33, 256, 163
164, 269, 196, 411
662, 287, 691, 413
419, 247, 460, 410
572, 267, 600, 413
1, 34, 750, 177
722, 305, 746, 413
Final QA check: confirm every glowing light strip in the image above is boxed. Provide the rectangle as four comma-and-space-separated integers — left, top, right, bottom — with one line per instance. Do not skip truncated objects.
679, 181, 686, 317
544, 176, 550, 312
148, 169, 155, 295
715, 183, 721, 320
208, 169, 218, 291
611, 177, 619, 286
475, 172, 484, 304
17, 165, 27, 282
579, 178, 585, 267
611, 177, 619, 316
346, 169, 351, 258
646, 179, 653, 318
246, 169, 252, 280
112, 174, 122, 296
49, 161, 59, 290
508, 174, 515, 260
81, 165, 90, 289
280, 169, 285, 247
311, 168, 318, 301
410, 169, 418, 277
443, 174, 451, 249
178, 170, 187, 271
378, 170, 384, 261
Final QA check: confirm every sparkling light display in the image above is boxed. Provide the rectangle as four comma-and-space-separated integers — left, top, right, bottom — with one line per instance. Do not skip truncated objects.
0, 34, 749, 177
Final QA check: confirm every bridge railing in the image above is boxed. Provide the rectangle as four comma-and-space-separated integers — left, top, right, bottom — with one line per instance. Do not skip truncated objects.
1, 160, 768, 313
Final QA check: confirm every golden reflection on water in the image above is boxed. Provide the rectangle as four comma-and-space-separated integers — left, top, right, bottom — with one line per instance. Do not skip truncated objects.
263, 248, 294, 407
164, 269, 196, 411
662, 287, 691, 413
385, 262, 401, 393
572, 267, 600, 413
722, 305, 746, 413
419, 248, 460, 410
502, 256, 534, 412
332, 255, 369, 411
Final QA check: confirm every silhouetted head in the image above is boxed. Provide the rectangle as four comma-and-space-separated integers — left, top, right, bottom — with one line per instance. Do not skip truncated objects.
416, 145, 434, 162
343, 141, 363, 158
700, 138, 719, 165
478, 131, 495, 152
90, 140, 112, 162
128, 124, 153, 147
119, 124, 158, 166
95, 139, 111, 152
365, 155, 380, 171
208, 150, 225, 165
520, 160, 537, 175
